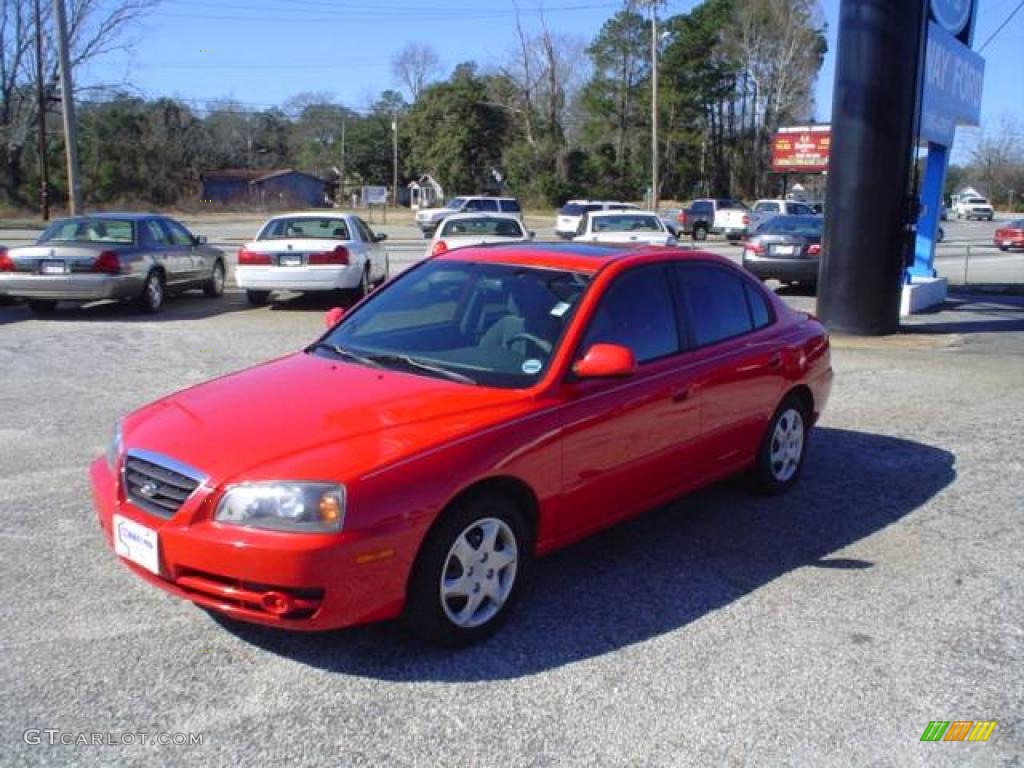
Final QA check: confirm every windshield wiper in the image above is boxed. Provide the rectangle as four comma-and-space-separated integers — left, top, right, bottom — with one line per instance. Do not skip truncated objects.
308, 342, 382, 368
363, 353, 476, 385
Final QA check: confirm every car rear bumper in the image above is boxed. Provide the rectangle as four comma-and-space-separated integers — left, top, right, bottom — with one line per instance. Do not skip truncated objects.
742, 256, 820, 282
89, 457, 407, 631
235, 264, 361, 292
994, 236, 1024, 248
0, 273, 142, 301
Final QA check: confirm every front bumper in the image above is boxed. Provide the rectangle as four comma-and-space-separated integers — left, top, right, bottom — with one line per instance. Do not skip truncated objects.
89, 457, 407, 631
742, 256, 820, 282
0, 273, 142, 301
235, 264, 361, 292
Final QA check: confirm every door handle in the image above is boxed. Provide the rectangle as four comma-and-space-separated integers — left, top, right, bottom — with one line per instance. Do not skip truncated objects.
671, 384, 694, 402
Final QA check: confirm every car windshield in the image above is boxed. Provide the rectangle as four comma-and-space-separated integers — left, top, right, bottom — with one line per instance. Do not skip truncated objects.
320, 260, 591, 388
592, 214, 663, 233
967, 198, 988, 204
445, 197, 467, 209
757, 215, 823, 237
258, 218, 350, 240
440, 217, 525, 238
38, 218, 135, 244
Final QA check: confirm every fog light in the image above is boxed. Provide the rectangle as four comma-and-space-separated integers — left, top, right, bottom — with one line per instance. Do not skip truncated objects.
260, 591, 295, 616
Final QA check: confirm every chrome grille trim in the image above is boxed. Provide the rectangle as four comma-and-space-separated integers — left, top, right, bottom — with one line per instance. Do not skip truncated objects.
122, 449, 208, 519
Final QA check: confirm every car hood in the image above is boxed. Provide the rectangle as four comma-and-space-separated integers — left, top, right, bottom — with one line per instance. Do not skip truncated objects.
123, 352, 533, 484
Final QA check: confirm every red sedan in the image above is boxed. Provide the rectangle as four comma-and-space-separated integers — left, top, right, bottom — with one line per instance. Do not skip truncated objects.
90, 243, 832, 645
993, 219, 1024, 251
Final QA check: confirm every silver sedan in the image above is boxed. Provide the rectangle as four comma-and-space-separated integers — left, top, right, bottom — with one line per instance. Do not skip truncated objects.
0, 213, 226, 315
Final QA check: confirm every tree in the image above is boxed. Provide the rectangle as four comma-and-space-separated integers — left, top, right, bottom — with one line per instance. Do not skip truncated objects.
390, 43, 442, 102
1, 0, 160, 205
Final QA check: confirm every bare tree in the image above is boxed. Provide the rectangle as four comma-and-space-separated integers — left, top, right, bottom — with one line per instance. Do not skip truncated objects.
1, 0, 159, 203
390, 43, 442, 102
968, 116, 1024, 205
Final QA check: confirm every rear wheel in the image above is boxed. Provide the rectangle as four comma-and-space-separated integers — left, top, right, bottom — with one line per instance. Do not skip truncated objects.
748, 394, 810, 495
404, 494, 532, 646
245, 289, 270, 307
999, 244, 1009, 252
203, 261, 225, 298
692, 225, 708, 241
27, 299, 57, 316
136, 271, 164, 314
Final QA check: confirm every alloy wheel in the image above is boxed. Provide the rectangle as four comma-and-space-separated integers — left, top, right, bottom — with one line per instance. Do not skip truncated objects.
769, 407, 804, 482
439, 517, 518, 629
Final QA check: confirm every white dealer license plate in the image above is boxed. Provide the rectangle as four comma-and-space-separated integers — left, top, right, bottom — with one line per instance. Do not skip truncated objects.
279, 254, 302, 267
774, 245, 796, 256
113, 514, 160, 574
41, 260, 66, 275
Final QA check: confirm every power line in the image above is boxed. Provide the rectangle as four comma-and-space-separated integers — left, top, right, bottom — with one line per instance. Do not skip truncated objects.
977, 0, 1024, 52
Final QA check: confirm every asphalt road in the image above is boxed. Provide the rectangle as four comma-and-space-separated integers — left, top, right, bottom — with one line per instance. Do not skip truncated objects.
0, 264, 1021, 764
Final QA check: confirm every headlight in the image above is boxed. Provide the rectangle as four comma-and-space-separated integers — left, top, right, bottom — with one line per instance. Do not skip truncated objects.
215, 482, 345, 533
105, 419, 123, 470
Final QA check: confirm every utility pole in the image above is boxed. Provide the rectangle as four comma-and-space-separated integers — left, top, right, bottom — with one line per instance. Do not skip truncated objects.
339, 115, 346, 206
650, 5, 659, 211
391, 114, 398, 207
34, 0, 49, 220
53, 0, 81, 214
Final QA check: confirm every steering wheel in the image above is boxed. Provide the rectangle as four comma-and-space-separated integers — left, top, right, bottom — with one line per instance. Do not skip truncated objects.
503, 332, 552, 356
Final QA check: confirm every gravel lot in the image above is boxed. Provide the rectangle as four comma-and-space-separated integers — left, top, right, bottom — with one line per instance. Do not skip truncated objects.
0, 283, 1021, 766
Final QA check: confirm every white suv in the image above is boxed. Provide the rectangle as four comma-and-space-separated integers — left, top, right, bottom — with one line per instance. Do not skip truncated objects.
555, 201, 637, 239
954, 196, 994, 221
415, 196, 521, 237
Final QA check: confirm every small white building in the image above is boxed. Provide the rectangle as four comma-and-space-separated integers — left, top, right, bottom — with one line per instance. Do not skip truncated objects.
407, 175, 444, 210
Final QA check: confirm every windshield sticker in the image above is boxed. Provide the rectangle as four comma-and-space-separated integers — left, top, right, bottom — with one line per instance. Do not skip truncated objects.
550, 301, 571, 317
522, 359, 543, 375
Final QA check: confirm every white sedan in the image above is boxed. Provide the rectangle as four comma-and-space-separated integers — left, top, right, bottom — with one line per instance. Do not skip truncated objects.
427, 213, 533, 258
573, 210, 678, 247
236, 213, 389, 306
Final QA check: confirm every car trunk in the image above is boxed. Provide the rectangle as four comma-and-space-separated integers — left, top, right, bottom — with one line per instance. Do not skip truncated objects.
7, 243, 125, 274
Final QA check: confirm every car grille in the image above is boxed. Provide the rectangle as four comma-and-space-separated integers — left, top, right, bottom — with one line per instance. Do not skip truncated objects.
123, 452, 204, 519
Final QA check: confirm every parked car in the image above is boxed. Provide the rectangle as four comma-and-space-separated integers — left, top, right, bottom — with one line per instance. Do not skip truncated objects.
994, 219, 1024, 251
748, 199, 818, 234
0, 213, 225, 315
574, 210, 677, 246
235, 212, 389, 306
555, 200, 637, 239
427, 213, 532, 257
415, 196, 522, 237
953, 196, 994, 221
742, 214, 823, 289
91, 241, 832, 645
679, 198, 750, 241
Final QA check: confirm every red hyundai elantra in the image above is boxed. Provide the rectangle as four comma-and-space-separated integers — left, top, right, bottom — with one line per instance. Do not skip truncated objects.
91, 243, 832, 645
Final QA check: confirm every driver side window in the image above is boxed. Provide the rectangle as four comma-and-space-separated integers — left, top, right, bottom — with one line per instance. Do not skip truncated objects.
580, 266, 681, 364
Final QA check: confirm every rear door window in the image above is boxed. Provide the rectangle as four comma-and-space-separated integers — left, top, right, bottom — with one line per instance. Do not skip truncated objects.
674, 264, 757, 347
500, 199, 521, 213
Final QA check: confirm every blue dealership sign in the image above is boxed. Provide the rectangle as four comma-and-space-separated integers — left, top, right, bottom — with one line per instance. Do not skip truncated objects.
920, 21, 984, 146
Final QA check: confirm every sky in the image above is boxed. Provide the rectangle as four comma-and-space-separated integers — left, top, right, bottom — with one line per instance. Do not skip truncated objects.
82, 0, 1023, 162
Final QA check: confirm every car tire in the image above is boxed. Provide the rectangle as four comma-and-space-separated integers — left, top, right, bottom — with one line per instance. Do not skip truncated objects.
376, 252, 390, 287
245, 289, 270, 307
203, 261, 225, 298
354, 264, 371, 299
748, 394, 810, 495
27, 299, 58, 316
404, 493, 533, 646
999, 244, 1009, 252
692, 225, 708, 241
136, 271, 164, 314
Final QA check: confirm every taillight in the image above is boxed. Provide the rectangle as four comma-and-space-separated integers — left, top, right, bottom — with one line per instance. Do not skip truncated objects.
431, 240, 449, 257
742, 214, 750, 225
677, 212, 687, 224
807, 243, 821, 256
0, 247, 12, 272
238, 248, 272, 265
745, 243, 765, 255
91, 250, 120, 274
308, 245, 349, 265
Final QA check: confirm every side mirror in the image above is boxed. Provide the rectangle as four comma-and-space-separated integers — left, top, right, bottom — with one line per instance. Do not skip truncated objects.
528, 230, 536, 240
324, 307, 345, 328
572, 343, 637, 379
192, 234, 208, 245
374, 233, 388, 242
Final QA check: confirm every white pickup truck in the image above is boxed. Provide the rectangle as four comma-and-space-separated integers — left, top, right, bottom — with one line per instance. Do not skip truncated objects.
680, 198, 751, 241
952, 196, 994, 221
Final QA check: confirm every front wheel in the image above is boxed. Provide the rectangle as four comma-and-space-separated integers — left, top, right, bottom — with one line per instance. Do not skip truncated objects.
999, 244, 1009, 252
748, 395, 810, 495
27, 299, 58, 316
203, 261, 225, 298
404, 494, 532, 646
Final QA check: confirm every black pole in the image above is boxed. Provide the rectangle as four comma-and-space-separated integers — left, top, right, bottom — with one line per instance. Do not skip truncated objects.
817, 0, 928, 335
34, 0, 49, 220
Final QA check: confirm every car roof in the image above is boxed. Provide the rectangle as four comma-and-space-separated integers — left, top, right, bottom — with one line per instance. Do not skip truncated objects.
50, 212, 160, 222
264, 211, 350, 220
588, 209, 660, 217
439, 212, 522, 222
436, 242, 729, 275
